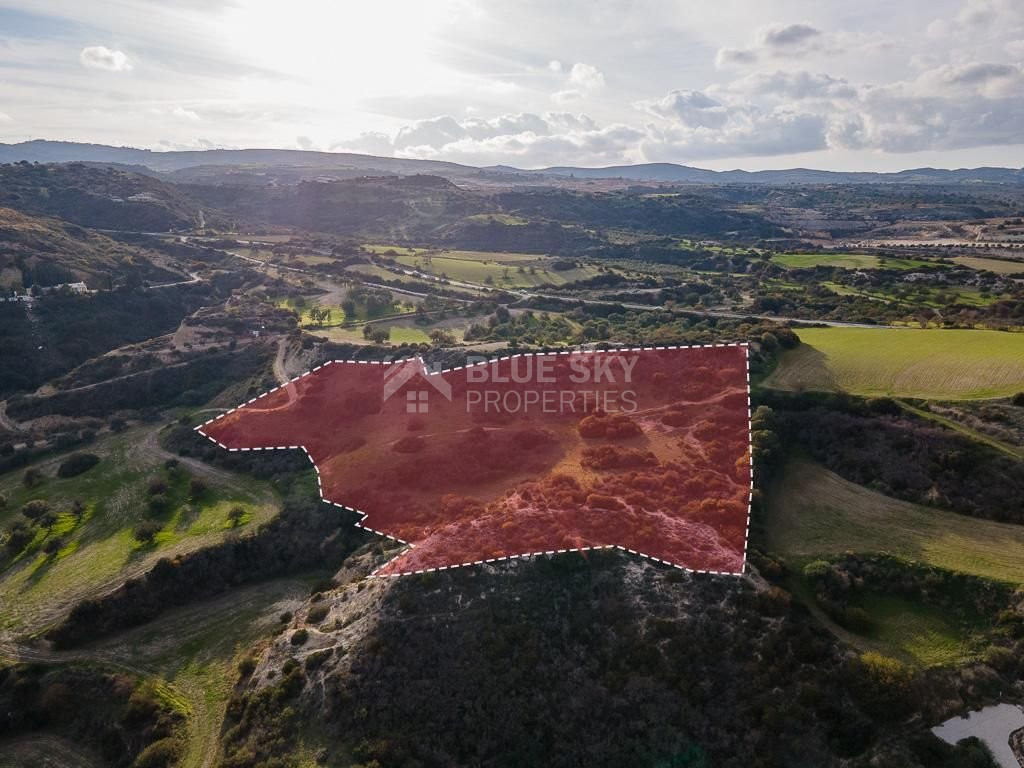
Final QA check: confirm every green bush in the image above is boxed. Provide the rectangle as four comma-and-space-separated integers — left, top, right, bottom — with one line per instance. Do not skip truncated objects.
56, 452, 100, 478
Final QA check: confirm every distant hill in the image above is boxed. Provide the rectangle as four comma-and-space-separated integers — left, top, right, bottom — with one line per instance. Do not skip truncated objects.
0, 161, 229, 231
501, 162, 1024, 185
2, 140, 1023, 185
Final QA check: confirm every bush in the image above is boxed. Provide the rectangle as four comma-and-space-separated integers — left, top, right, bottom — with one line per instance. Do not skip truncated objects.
133, 520, 163, 544
307, 605, 329, 624
290, 629, 309, 646
56, 452, 100, 478
1012, 392, 1024, 407
42, 537, 64, 555
21, 499, 49, 521
133, 737, 183, 768
189, 477, 207, 500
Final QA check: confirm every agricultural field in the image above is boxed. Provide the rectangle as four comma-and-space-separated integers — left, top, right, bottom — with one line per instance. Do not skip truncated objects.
391, 251, 606, 288
274, 292, 416, 328
764, 326, 1024, 399
952, 255, 1024, 275
822, 281, 1008, 308
771, 253, 934, 270
765, 461, 1024, 586
0, 427, 275, 634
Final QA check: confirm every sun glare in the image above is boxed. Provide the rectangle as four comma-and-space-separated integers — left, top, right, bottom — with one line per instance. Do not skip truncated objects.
221, 0, 457, 99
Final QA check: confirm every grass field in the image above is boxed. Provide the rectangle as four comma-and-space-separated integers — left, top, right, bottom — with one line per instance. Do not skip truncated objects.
953, 255, 1024, 274
0, 428, 276, 634
764, 327, 1024, 399
771, 253, 933, 270
766, 461, 1024, 586
822, 281, 1005, 308
391, 252, 605, 288
858, 593, 973, 667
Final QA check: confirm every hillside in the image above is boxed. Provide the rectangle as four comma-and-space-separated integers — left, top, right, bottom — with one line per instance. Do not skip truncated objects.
0, 162, 228, 232
0, 207, 184, 290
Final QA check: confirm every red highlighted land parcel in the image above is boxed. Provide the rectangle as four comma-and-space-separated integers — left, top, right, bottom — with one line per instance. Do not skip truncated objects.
197, 345, 752, 576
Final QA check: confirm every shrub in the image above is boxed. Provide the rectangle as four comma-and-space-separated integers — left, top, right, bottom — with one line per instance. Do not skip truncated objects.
43, 537, 64, 555
228, 505, 246, 526
189, 477, 207, 500
133, 737, 183, 768
307, 605, 329, 624
21, 499, 49, 521
290, 629, 309, 646
304, 648, 333, 671
57, 452, 100, 478
133, 520, 163, 544
1012, 392, 1024, 407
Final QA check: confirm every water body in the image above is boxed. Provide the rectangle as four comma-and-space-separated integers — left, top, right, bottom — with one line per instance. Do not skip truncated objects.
932, 703, 1024, 768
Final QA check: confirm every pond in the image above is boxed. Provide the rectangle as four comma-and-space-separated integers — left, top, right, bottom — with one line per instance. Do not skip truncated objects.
932, 703, 1024, 768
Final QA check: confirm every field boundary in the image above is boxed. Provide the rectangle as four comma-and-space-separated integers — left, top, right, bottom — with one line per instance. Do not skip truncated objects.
195, 344, 754, 579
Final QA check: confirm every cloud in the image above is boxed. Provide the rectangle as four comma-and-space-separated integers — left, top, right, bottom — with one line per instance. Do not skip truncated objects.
723, 71, 857, 101
172, 106, 200, 121
638, 90, 729, 128
296, 135, 314, 150
758, 22, 822, 49
715, 47, 758, 68
552, 62, 605, 103
548, 60, 563, 72
717, 21, 825, 68
80, 46, 132, 72
332, 131, 397, 156
0, 111, 12, 123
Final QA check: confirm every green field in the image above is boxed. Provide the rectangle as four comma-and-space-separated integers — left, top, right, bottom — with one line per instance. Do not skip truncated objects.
823, 281, 1005, 308
771, 253, 933, 270
764, 327, 1024, 399
766, 461, 1024, 585
857, 593, 973, 667
0, 428, 275, 634
393, 252, 604, 288
952, 255, 1024, 275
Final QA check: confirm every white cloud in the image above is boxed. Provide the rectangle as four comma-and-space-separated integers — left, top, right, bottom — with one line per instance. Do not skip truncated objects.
548, 60, 563, 72
79, 46, 132, 72
0, 111, 13, 123
172, 106, 200, 121
552, 62, 605, 103
638, 90, 729, 127
723, 71, 857, 101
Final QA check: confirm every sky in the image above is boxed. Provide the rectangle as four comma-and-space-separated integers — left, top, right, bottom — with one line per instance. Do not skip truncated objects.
1, 0, 1024, 171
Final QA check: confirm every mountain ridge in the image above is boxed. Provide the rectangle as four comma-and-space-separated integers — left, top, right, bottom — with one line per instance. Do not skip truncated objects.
2, 140, 1023, 184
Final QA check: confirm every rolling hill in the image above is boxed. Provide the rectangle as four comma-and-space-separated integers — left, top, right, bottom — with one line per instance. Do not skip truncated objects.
2, 140, 1023, 185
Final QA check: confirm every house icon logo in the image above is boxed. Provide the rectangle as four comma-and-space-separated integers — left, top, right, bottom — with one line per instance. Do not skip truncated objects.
382, 358, 453, 414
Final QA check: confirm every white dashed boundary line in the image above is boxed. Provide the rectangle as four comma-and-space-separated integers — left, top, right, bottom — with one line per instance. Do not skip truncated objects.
194, 343, 754, 579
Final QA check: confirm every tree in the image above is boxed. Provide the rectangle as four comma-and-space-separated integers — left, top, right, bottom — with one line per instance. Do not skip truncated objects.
23, 468, 42, 488
71, 499, 86, 519
429, 329, 456, 346
363, 325, 390, 344
228, 505, 246, 527
133, 520, 162, 544
189, 477, 207, 500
